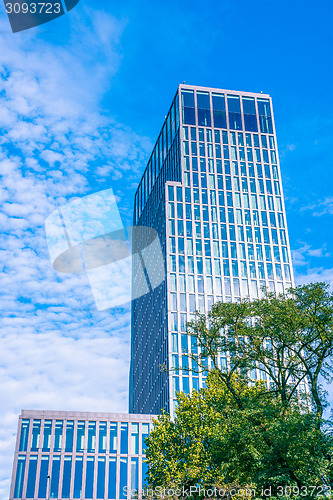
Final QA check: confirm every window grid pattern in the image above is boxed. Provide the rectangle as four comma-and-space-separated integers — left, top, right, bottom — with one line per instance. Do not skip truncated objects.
10, 412, 155, 500
131, 85, 294, 418
130, 92, 181, 415
166, 85, 294, 415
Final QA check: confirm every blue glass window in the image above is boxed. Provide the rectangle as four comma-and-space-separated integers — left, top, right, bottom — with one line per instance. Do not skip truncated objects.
131, 457, 139, 493
223, 145, 230, 159
142, 459, 149, 488
119, 458, 128, 499
73, 457, 83, 499
242, 97, 258, 132
261, 135, 268, 148
212, 93, 227, 129
42, 420, 52, 451
54, 420, 63, 452
228, 95, 242, 130
50, 456, 60, 499
62, 457, 72, 499
182, 90, 196, 125
183, 377, 190, 394
131, 423, 139, 454
110, 422, 117, 453
85, 457, 95, 499
26, 455, 38, 498
97, 457, 106, 499
223, 260, 230, 277
275, 263, 283, 279
258, 99, 273, 133
284, 264, 291, 280
87, 421, 96, 453
19, 419, 29, 452
31, 419, 41, 451
38, 456, 49, 498
271, 229, 278, 245
65, 420, 74, 452
14, 456, 26, 499
273, 246, 281, 262
229, 225, 236, 241
142, 423, 150, 454
120, 423, 128, 454
108, 458, 117, 499
76, 421, 85, 452
280, 229, 287, 245
267, 263, 274, 278
99, 422, 107, 453
197, 92, 211, 127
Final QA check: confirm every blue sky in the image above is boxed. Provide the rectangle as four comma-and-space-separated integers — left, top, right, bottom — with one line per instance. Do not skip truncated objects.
0, 0, 332, 497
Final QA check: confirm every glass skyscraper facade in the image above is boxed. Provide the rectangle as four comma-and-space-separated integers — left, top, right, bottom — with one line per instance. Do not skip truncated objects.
130, 84, 294, 417
10, 410, 155, 500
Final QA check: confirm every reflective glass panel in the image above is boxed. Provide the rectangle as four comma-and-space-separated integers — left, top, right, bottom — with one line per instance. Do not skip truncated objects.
131, 423, 139, 454
97, 457, 106, 499
50, 456, 60, 499
65, 421, 74, 452
109, 422, 117, 453
99, 422, 107, 453
131, 457, 139, 492
31, 420, 41, 451
42, 420, 52, 451
182, 90, 195, 125
85, 457, 94, 499
26, 455, 38, 498
212, 93, 227, 128
76, 421, 85, 452
54, 420, 63, 452
62, 457, 72, 499
142, 423, 149, 454
14, 456, 26, 499
73, 457, 83, 499
119, 458, 128, 499
108, 458, 117, 499
38, 456, 49, 499
87, 421, 96, 453
19, 420, 30, 452
120, 423, 128, 454
258, 99, 273, 133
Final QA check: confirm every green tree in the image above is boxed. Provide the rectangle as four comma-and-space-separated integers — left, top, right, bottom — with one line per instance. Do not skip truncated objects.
145, 283, 333, 498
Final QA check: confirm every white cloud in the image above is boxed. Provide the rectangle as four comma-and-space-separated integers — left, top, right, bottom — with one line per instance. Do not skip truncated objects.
292, 243, 330, 268
294, 267, 333, 287
300, 196, 333, 217
0, 9, 151, 500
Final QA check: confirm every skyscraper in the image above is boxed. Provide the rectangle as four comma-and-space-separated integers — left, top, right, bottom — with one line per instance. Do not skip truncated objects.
130, 84, 294, 417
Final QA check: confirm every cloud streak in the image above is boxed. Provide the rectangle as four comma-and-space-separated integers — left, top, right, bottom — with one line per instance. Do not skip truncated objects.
0, 9, 150, 499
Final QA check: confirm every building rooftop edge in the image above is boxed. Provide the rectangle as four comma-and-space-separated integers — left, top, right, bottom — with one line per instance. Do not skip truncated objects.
178, 83, 271, 98
20, 409, 157, 419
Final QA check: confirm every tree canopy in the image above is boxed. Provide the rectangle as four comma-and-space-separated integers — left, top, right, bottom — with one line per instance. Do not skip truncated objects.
145, 283, 333, 499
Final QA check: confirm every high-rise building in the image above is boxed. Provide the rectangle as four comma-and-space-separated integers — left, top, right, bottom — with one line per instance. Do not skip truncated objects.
10, 410, 155, 500
130, 84, 294, 417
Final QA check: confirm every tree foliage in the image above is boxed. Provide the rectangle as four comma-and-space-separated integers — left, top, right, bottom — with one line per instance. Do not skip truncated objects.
145, 283, 333, 499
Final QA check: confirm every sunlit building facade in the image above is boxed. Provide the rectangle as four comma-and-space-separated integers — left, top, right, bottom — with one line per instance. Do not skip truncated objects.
130, 84, 294, 417
10, 410, 155, 500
